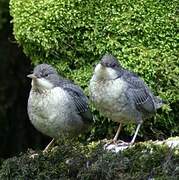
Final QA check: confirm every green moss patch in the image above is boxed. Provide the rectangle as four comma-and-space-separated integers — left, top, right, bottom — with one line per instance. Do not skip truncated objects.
0, 140, 178, 179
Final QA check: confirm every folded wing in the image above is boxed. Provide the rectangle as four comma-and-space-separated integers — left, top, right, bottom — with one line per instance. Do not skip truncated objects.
61, 80, 93, 123
122, 71, 156, 114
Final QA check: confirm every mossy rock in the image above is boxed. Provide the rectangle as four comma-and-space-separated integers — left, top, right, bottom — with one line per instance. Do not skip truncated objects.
0, 138, 178, 179
9, 0, 179, 139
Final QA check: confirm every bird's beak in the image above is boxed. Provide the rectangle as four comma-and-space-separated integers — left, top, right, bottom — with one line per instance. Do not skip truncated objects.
27, 74, 37, 79
100, 62, 105, 67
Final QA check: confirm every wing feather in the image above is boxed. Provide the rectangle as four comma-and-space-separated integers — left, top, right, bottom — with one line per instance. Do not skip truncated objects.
122, 71, 156, 114
60, 80, 93, 123
61, 82, 88, 113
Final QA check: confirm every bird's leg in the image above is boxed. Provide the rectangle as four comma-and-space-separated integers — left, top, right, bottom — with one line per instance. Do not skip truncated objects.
43, 138, 55, 153
130, 123, 141, 145
105, 123, 123, 146
29, 139, 56, 158
113, 123, 122, 143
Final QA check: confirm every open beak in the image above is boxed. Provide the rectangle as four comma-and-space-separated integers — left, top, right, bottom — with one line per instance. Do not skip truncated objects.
27, 74, 37, 79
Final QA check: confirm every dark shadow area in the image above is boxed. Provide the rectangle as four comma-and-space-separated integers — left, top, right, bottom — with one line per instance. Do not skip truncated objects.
0, 2, 50, 159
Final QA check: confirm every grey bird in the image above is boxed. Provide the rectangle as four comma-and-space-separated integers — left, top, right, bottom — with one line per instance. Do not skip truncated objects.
89, 54, 163, 145
27, 64, 92, 152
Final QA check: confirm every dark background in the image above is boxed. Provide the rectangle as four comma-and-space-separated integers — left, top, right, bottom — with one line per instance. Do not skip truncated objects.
0, 0, 50, 159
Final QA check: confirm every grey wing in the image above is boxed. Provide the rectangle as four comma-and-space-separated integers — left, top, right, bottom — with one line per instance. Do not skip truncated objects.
123, 71, 156, 114
62, 82, 93, 123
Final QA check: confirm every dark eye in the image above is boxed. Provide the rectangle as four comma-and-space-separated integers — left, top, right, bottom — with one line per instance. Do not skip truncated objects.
44, 73, 49, 77
111, 63, 116, 68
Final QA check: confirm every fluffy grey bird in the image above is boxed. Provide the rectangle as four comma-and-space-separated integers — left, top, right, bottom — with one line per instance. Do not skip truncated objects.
89, 54, 163, 145
27, 64, 92, 151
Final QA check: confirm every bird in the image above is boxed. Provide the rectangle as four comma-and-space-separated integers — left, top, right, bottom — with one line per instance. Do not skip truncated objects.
27, 64, 93, 152
89, 54, 163, 145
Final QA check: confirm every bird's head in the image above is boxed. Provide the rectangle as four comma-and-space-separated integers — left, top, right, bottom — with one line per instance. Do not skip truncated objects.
93, 54, 122, 81
27, 64, 60, 91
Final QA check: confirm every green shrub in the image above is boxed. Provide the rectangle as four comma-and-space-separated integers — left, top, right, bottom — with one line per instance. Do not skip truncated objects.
10, 0, 179, 140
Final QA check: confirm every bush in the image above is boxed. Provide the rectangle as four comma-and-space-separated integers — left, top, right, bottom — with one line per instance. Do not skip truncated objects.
9, 0, 178, 140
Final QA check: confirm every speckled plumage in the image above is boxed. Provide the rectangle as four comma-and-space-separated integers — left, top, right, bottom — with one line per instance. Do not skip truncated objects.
27, 64, 92, 139
90, 78, 137, 124
89, 54, 163, 143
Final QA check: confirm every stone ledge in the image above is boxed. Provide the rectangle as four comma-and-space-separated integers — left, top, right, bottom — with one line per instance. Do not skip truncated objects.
0, 137, 178, 179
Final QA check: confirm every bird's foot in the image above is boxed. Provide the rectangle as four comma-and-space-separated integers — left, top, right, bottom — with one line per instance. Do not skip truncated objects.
29, 146, 57, 159
28, 149, 40, 159
115, 139, 129, 145
29, 147, 52, 159
105, 139, 117, 145
29, 153, 39, 159
104, 139, 128, 146
29, 139, 55, 159
104, 139, 131, 152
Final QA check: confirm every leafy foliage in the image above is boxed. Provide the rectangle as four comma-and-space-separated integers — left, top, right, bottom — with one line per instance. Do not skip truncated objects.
9, 0, 179, 140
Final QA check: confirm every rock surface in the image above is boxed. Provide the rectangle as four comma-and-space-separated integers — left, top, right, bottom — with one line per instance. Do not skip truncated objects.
0, 137, 178, 179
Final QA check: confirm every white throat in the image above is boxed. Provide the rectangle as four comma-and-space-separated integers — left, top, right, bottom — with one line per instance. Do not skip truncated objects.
32, 78, 54, 91
93, 64, 119, 81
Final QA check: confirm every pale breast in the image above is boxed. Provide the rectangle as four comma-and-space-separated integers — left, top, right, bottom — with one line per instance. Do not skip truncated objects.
28, 87, 83, 138
89, 78, 137, 123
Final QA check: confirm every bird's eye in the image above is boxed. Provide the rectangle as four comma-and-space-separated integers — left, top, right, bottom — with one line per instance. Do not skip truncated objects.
44, 73, 49, 77
111, 63, 116, 68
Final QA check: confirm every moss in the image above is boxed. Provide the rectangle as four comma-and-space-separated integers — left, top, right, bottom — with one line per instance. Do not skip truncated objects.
9, 0, 179, 139
0, 139, 178, 179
